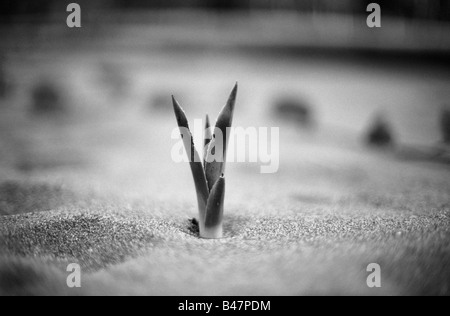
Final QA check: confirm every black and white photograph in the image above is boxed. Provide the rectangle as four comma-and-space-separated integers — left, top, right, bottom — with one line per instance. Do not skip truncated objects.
0, 0, 449, 299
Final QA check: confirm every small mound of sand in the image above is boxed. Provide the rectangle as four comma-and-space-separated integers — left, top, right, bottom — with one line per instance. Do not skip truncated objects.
0, 211, 159, 271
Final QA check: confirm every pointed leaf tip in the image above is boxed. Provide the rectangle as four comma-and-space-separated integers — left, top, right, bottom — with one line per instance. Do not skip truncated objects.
229, 84, 238, 109
205, 114, 211, 129
172, 96, 189, 130
171, 95, 177, 107
204, 84, 238, 191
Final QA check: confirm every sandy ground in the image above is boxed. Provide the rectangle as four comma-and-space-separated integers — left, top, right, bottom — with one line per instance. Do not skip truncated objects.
0, 35, 450, 295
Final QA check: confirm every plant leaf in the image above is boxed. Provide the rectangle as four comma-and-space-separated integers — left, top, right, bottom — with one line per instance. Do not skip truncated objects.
204, 83, 237, 190
203, 114, 212, 165
204, 176, 225, 230
172, 96, 209, 221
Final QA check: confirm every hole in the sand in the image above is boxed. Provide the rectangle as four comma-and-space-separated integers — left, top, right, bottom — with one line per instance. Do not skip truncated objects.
187, 217, 200, 236
183, 215, 249, 239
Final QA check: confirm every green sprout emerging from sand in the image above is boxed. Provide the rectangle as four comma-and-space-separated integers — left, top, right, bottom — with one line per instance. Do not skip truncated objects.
172, 84, 237, 239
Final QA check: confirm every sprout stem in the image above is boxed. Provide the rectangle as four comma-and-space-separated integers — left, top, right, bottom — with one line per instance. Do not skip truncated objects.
172, 84, 237, 239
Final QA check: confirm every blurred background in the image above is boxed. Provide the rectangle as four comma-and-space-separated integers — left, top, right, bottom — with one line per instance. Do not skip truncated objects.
0, 0, 449, 200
